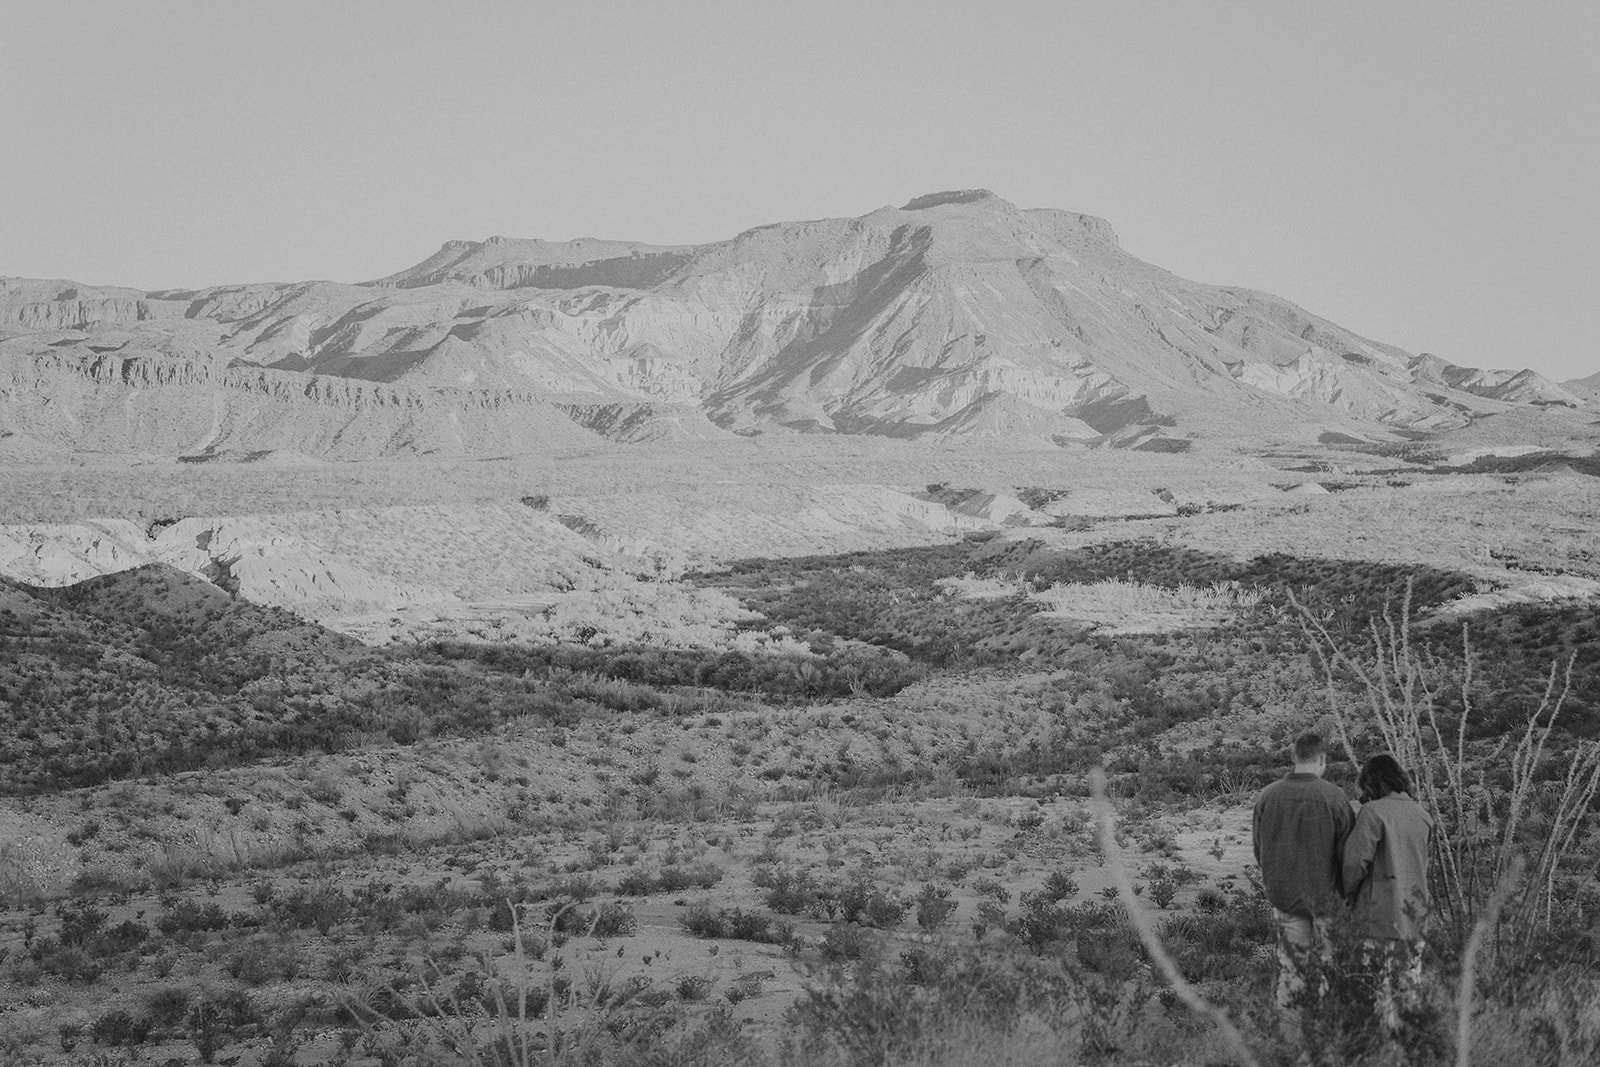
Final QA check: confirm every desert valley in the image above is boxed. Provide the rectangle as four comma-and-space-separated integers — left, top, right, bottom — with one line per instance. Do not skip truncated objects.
1, 191, 1597, 1067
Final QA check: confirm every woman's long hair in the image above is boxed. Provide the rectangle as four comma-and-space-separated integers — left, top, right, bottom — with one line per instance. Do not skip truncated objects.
1358, 753, 1413, 803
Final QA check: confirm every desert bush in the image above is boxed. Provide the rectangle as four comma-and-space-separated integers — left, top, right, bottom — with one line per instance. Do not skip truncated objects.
971, 899, 1008, 941
144, 985, 193, 1030
158, 897, 232, 936
25, 941, 104, 984
273, 881, 352, 935
546, 900, 636, 938
828, 877, 906, 929
1039, 869, 1079, 901
617, 861, 724, 896
676, 974, 715, 1002
227, 935, 300, 985
758, 865, 821, 915
679, 901, 732, 939
914, 883, 956, 932
88, 1009, 151, 1047
400, 877, 478, 916
679, 902, 794, 946
970, 877, 1010, 905
819, 922, 877, 962
186, 987, 255, 1063
725, 971, 769, 1005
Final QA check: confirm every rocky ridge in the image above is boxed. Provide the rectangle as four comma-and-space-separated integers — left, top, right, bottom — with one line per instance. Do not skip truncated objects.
3, 191, 1593, 458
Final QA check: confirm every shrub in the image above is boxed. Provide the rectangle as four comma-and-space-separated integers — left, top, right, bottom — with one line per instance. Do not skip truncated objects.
1009, 893, 1069, 952
227, 936, 299, 986
725, 971, 768, 1004
144, 985, 192, 1030
29, 941, 104, 983
158, 898, 231, 936
680, 901, 730, 939
675, 975, 714, 1002
1041, 869, 1080, 901
972, 899, 1008, 940
549, 901, 637, 937
972, 877, 1011, 905
760, 866, 819, 914
914, 883, 957, 931
186, 988, 255, 1064
89, 1010, 151, 1047
680, 902, 793, 945
864, 891, 909, 930
617, 862, 723, 896
56, 900, 108, 946
819, 922, 876, 962
274, 883, 351, 935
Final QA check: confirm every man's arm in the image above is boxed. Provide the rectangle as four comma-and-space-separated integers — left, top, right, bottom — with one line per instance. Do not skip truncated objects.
1330, 792, 1355, 893
1341, 807, 1382, 898
1251, 795, 1265, 866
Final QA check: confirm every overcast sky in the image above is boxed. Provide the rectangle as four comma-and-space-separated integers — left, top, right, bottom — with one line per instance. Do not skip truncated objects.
3, 0, 1595, 380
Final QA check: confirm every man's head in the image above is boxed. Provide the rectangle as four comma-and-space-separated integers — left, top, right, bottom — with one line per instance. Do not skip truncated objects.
1292, 733, 1328, 776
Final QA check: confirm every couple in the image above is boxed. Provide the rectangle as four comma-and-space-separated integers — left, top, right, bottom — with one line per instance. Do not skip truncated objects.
1251, 733, 1433, 1033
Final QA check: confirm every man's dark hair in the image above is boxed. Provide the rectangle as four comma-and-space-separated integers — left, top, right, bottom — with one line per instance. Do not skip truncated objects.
1292, 733, 1327, 763
1358, 754, 1413, 802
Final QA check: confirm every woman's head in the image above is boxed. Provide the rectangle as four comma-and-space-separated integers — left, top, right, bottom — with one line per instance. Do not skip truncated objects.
1358, 753, 1413, 802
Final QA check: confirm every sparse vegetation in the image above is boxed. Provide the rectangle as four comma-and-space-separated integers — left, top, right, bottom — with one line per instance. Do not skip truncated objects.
2, 532, 1596, 1066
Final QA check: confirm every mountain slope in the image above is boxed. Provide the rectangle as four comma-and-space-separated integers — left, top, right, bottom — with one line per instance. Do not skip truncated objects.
2, 191, 1590, 456
1565, 369, 1600, 403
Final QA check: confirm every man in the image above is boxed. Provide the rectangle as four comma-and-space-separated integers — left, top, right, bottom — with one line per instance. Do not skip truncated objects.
1252, 733, 1354, 1015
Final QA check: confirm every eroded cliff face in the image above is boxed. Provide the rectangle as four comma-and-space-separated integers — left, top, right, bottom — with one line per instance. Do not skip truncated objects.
3, 190, 1586, 458
0, 345, 602, 459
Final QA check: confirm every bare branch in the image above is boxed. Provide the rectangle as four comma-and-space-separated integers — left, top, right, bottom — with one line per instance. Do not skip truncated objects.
1089, 767, 1261, 1067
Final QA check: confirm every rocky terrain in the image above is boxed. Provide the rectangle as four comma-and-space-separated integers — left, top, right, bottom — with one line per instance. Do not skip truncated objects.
4, 191, 1595, 461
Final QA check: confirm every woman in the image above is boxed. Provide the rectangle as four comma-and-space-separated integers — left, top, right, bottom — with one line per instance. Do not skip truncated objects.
1342, 753, 1434, 1032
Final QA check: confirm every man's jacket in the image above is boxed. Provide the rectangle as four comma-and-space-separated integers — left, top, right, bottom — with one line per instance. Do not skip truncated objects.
1342, 792, 1434, 940
1252, 772, 1354, 916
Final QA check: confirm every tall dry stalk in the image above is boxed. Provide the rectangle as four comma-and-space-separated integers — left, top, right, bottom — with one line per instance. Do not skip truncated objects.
1291, 581, 1600, 946
1456, 855, 1524, 1067
1089, 768, 1261, 1067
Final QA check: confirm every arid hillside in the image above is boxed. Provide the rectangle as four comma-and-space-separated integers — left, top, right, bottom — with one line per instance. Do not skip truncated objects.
3, 192, 1593, 460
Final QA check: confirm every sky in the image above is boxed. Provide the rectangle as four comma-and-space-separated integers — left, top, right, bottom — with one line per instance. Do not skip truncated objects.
3, 0, 1596, 381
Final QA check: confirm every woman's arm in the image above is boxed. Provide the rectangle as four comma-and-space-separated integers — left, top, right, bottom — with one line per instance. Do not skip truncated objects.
1341, 807, 1383, 898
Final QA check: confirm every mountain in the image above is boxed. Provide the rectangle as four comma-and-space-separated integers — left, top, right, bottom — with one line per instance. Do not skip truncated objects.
3, 191, 1592, 457
1565, 369, 1600, 403
1409, 353, 1586, 407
